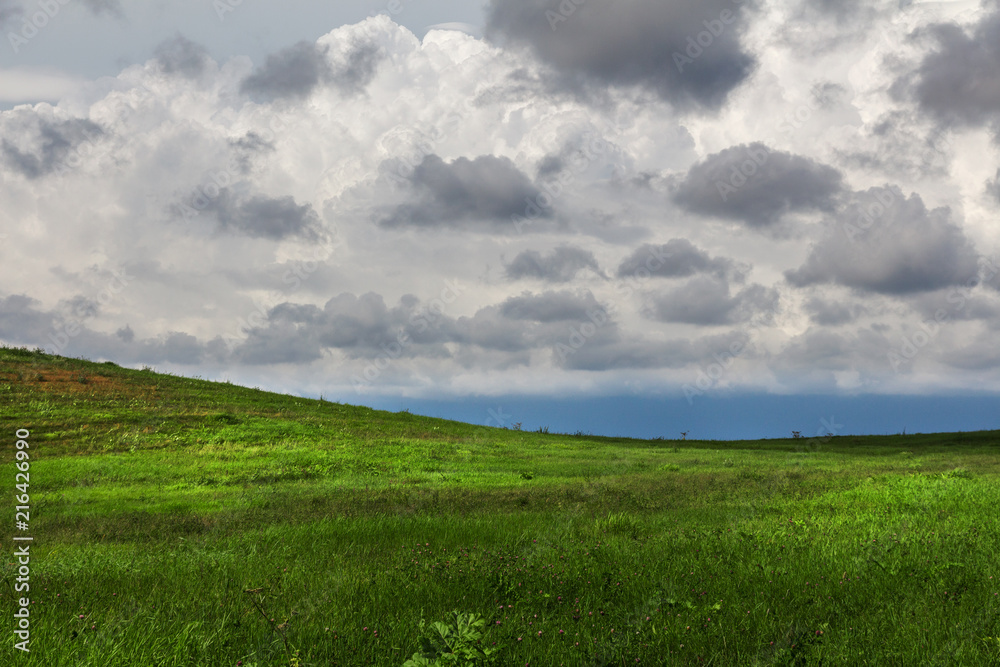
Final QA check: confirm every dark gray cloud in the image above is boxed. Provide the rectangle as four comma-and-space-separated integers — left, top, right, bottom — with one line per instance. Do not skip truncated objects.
499, 290, 604, 322
556, 330, 752, 371
1, 115, 104, 180
195, 189, 322, 241
81, 0, 122, 17
62, 295, 100, 320
232, 318, 323, 366
896, 7, 1000, 130
240, 40, 382, 100
988, 169, 1000, 204
803, 296, 867, 326
229, 131, 276, 174
910, 288, 1000, 323
673, 143, 843, 228
154, 35, 210, 78
229, 290, 623, 366
616, 238, 742, 280
558, 338, 696, 371
0, 295, 57, 343
0, 0, 119, 24
484, 0, 758, 110
505, 247, 602, 282
452, 307, 539, 353
233, 292, 459, 365
332, 41, 382, 94
771, 327, 893, 380
379, 155, 549, 230
0, 0, 21, 26
645, 276, 779, 326
157, 332, 203, 365
785, 187, 982, 294
241, 41, 330, 100
0, 293, 206, 366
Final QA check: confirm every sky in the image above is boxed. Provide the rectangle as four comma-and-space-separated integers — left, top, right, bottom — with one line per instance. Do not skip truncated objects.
1, 0, 999, 440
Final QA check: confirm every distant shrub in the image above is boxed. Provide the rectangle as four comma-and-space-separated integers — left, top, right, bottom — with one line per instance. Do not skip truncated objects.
657, 463, 681, 472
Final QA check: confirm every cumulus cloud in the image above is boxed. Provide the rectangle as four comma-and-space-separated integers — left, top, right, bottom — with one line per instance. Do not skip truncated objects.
240, 39, 382, 100
616, 239, 744, 281
645, 276, 779, 326
2, 12, 1000, 397
504, 247, 603, 282
786, 187, 982, 294
0, 293, 208, 366
673, 143, 843, 228
499, 290, 604, 322
188, 189, 323, 241
1, 113, 103, 180
771, 327, 893, 382
803, 296, 867, 326
896, 6, 1000, 130
378, 155, 549, 230
484, 0, 758, 110
241, 41, 332, 100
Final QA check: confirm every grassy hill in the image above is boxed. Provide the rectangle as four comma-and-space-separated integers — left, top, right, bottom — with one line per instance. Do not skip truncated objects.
1, 346, 999, 665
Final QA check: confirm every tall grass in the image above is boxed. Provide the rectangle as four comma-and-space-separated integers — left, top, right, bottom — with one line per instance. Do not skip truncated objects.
1, 347, 998, 665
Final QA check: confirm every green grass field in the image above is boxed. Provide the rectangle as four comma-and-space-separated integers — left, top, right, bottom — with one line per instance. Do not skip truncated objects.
1, 346, 998, 665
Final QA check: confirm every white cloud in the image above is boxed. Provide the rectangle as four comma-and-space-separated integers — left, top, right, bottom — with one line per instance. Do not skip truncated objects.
2, 11, 1000, 400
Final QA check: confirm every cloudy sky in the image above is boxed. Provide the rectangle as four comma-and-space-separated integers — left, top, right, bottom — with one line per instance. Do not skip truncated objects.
2, 0, 999, 438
